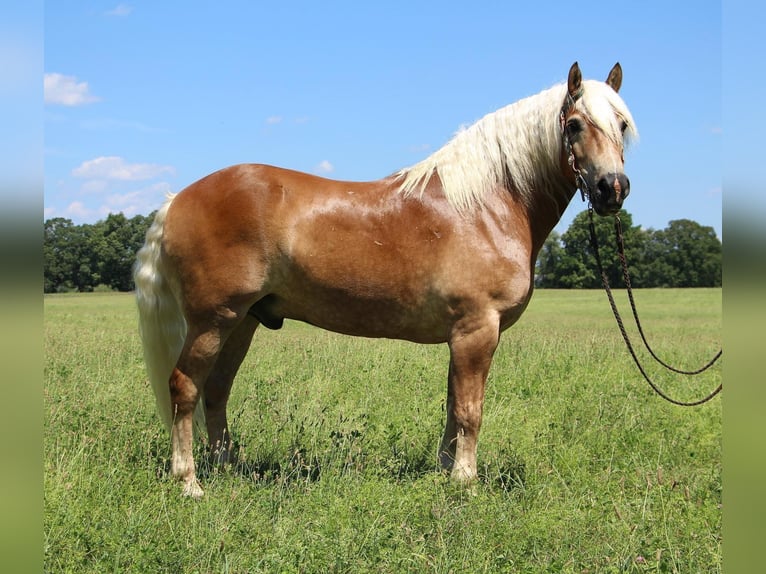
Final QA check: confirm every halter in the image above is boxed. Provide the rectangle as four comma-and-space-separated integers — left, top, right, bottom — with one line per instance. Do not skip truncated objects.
559, 89, 590, 203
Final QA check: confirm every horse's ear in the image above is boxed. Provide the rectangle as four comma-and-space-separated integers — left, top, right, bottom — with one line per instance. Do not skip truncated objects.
606, 62, 623, 93
567, 62, 582, 100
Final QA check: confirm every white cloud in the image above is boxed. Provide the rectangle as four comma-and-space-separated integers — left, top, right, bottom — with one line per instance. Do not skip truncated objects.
56, 158, 175, 223
103, 182, 172, 217
65, 201, 93, 220
265, 116, 283, 125
44, 73, 100, 106
52, 182, 173, 223
72, 156, 175, 181
80, 179, 109, 194
106, 4, 133, 17
315, 160, 334, 174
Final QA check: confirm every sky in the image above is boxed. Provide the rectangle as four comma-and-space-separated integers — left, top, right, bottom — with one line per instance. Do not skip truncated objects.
44, 1, 723, 238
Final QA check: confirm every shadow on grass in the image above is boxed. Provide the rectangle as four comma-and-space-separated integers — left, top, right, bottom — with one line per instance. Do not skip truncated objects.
479, 455, 527, 493
152, 449, 526, 498
147, 432, 527, 494
208, 445, 438, 486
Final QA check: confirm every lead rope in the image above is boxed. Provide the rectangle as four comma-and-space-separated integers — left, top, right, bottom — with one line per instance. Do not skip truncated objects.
612, 216, 723, 375
587, 208, 722, 406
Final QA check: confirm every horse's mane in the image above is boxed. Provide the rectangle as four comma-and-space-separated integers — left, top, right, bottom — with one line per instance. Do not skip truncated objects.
396, 79, 637, 212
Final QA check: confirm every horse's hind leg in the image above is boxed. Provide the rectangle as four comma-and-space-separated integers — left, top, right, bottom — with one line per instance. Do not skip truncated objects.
170, 322, 231, 498
204, 315, 260, 465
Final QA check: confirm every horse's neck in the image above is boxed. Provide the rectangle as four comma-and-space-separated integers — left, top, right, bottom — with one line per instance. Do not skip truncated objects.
512, 137, 578, 256
498, 91, 579, 252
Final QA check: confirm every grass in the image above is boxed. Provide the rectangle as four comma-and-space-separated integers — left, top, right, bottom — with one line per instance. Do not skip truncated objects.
44, 289, 722, 573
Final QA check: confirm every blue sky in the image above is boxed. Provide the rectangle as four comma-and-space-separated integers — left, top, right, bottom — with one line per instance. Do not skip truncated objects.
44, 1, 722, 238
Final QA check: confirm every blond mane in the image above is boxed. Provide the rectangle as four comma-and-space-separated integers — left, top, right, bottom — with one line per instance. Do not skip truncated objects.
396, 80, 637, 212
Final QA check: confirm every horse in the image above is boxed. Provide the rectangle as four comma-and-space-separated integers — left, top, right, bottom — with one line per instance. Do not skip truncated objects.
134, 62, 637, 498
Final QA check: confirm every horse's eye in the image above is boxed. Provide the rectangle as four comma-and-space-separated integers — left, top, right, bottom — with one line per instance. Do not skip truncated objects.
566, 119, 582, 138
620, 120, 628, 134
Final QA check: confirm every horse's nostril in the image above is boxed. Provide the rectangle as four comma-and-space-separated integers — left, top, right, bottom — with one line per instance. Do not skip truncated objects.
597, 177, 612, 198
621, 175, 630, 199
597, 173, 629, 202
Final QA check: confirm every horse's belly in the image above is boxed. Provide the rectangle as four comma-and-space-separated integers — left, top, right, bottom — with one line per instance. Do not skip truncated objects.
259, 286, 452, 344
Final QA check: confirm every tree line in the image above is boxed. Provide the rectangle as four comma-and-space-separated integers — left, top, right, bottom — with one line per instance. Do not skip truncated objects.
536, 210, 721, 288
43, 209, 721, 293
44, 212, 155, 293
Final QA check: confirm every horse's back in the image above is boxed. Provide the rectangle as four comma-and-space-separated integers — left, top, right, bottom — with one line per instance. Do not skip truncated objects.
160, 163, 427, 320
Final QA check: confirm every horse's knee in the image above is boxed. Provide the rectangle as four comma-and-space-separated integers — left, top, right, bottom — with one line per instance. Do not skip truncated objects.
169, 367, 199, 417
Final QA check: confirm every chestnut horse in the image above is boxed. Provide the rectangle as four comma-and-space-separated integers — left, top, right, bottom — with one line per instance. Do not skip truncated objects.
135, 62, 637, 497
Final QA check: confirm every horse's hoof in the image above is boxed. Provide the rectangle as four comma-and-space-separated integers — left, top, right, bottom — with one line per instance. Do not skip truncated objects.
181, 478, 204, 499
450, 463, 477, 483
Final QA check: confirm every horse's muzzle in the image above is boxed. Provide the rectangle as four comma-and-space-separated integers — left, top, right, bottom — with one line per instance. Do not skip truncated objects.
593, 172, 630, 215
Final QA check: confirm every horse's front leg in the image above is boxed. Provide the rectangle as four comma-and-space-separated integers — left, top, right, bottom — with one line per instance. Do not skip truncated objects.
440, 317, 500, 481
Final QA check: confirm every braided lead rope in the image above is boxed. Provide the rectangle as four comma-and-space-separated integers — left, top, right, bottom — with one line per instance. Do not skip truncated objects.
612, 216, 722, 375
588, 209, 722, 406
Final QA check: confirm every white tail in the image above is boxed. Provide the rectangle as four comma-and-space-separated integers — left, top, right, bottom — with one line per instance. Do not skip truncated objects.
134, 194, 205, 432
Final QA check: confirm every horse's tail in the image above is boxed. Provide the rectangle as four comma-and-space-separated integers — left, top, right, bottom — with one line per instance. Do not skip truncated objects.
133, 194, 205, 432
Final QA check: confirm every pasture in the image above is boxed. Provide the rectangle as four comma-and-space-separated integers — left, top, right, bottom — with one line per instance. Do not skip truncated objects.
44, 289, 721, 573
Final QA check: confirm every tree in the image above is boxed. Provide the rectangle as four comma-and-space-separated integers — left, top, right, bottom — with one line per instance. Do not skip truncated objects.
556, 209, 645, 288
535, 210, 722, 289
43, 218, 73, 292
43, 212, 155, 293
643, 219, 721, 287
44, 218, 98, 292
91, 213, 154, 291
535, 231, 565, 287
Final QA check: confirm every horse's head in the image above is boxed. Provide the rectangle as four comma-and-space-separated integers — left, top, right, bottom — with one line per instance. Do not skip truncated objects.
560, 62, 637, 216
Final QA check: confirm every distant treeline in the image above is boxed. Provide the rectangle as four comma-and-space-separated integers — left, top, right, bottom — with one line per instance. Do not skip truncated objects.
535, 211, 721, 288
44, 212, 155, 293
43, 209, 721, 293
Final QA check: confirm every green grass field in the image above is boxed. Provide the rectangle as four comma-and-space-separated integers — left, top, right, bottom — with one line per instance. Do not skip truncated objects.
44, 289, 722, 573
